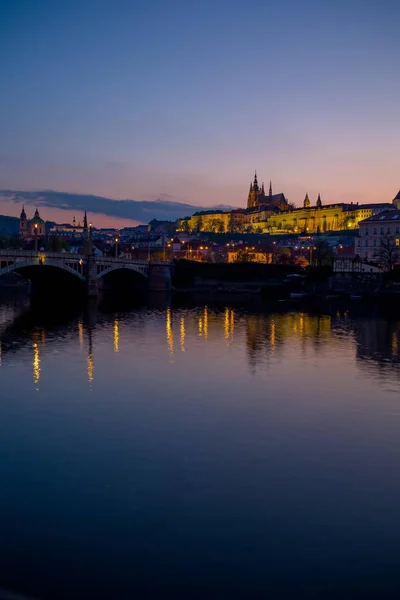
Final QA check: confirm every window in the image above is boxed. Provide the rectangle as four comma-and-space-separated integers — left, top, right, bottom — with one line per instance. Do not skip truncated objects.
396, 239, 400, 247
365, 227, 369, 235
373, 227, 377, 234
365, 240, 369, 247
357, 239, 361, 246
396, 227, 399, 234
380, 227, 384, 234
373, 240, 377, 247
387, 227, 391, 234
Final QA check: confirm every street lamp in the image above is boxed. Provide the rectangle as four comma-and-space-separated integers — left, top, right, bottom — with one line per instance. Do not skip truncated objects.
114, 237, 119, 258
34, 223, 38, 252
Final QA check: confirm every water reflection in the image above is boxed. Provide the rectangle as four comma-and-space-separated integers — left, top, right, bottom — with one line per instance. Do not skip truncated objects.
113, 317, 119, 353
166, 307, 174, 363
180, 316, 185, 353
1, 298, 400, 385
2, 298, 400, 598
87, 327, 94, 386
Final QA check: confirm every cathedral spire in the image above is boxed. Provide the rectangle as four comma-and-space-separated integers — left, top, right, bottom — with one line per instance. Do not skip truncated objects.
261, 182, 265, 194
304, 192, 310, 208
83, 209, 88, 232
253, 170, 259, 192
269, 181, 272, 196
316, 194, 322, 208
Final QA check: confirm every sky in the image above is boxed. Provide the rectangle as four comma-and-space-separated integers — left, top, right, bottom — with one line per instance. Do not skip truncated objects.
0, 0, 399, 226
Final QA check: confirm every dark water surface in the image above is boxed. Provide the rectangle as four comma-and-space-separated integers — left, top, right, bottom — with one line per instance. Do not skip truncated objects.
1, 294, 400, 599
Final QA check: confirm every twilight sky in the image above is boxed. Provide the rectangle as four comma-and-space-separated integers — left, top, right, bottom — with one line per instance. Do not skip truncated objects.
0, 0, 399, 225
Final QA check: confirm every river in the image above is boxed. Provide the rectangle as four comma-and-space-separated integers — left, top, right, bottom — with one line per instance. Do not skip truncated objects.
1, 294, 400, 599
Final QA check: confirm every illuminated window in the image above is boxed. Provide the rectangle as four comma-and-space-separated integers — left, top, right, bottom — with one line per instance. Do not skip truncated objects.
396, 239, 400, 247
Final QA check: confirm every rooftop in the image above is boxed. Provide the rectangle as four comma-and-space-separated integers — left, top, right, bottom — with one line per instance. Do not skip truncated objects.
360, 209, 400, 223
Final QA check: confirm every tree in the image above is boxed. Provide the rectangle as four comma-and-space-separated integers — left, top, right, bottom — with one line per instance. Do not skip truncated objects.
276, 247, 292, 264
294, 256, 309, 268
314, 239, 333, 268
235, 249, 254, 262
180, 220, 190, 233
375, 235, 400, 271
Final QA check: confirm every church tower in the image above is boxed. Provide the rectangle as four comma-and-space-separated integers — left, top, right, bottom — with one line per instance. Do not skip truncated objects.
303, 193, 310, 208
247, 171, 263, 208
316, 194, 322, 208
19, 205, 27, 238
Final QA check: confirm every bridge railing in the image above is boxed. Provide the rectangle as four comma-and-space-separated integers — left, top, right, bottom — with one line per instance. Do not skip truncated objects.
0, 250, 85, 260
0, 250, 172, 266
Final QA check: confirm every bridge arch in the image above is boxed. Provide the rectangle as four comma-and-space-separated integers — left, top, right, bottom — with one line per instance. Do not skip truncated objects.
95, 263, 148, 280
0, 258, 86, 281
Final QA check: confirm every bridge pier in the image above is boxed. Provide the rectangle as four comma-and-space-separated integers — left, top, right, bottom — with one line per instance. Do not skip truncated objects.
148, 262, 172, 292
86, 256, 99, 298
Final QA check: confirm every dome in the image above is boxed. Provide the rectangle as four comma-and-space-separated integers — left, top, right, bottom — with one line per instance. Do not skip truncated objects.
30, 215, 45, 225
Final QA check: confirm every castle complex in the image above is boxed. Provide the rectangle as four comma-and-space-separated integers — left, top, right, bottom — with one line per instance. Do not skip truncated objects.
178, 172, 398, 234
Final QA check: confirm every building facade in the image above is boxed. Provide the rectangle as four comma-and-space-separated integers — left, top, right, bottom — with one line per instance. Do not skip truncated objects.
356, 209, 400, 263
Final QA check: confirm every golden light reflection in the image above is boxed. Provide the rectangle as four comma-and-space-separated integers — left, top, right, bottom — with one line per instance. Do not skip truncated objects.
166, 307, 174, 362
392, 332, 398, 357
224, 308, 230, 340
113, 318, 119, 353
87, 350, 94, 383
203, 306, 208, 341
224, 308, 235, 343
270, 320, 276, 350
33, 342, 40, 388
198, 316, 203, 337
78, 321, 84, 347
87, 328, 94, 386
180, 316, 186, 352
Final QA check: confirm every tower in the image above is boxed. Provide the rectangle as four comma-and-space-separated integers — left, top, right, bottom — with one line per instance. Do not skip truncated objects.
247, 171, 263, 208
303, 193, 311, 208
83, 210, 88, 235
19, 205, 27, 238
316, 194, 322, 208
269, 181, 272, 197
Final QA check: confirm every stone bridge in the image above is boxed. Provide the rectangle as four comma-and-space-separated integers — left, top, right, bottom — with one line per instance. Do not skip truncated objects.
0, 250, 172, 296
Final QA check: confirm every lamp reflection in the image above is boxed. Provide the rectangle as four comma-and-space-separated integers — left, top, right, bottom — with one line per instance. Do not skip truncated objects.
87, 328, 94, 386
203, 306, 208, 341
166, 307, 174, 362
113, 318, 119, 353
224, 308, 235, 343
78, 321, 84, 348
270, 320, 276, 350
180, 316, 185, 352
33, 342, 40, 388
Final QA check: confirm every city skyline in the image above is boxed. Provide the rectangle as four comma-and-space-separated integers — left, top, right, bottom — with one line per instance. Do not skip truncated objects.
1, 0, 399, 227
